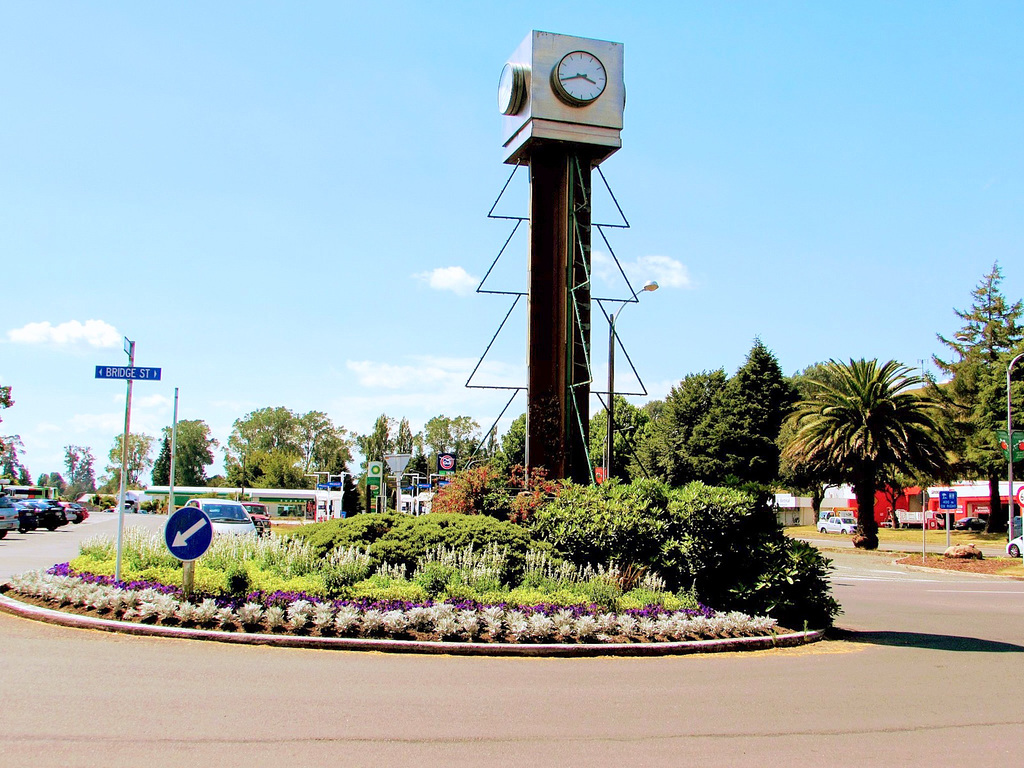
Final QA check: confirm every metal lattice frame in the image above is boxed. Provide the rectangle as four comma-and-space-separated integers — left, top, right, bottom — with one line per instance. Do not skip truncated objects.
465, 162, 650, 467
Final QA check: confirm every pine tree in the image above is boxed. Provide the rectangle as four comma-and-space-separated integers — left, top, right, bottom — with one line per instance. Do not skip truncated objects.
151, 436, 172, 485
720, 339, 799, 486
933, 262, 1024, 532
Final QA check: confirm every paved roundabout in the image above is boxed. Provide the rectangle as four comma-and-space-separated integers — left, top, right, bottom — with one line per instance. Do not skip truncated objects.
2, 516, 1022, 767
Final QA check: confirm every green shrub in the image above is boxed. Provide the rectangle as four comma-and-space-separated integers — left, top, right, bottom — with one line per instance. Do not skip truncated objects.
413, 562, 458, 597
528, 479, 839, 627
288, 513, 405, 559
225, 563, 251, 597
348, 582, 429, 603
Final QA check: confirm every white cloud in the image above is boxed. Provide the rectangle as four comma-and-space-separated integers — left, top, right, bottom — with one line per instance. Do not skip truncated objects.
7, 319, 121, 349
68, 412, 124, 434
414, 266, 479, 296
592, 252, 692, 292
347, 358, 467, 390
136, 394, 171, 409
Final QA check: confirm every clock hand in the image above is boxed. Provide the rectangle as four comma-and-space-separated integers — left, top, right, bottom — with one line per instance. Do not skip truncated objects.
560, 73, 587, 82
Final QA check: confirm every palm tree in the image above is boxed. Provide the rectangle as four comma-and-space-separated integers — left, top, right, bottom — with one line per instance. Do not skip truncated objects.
782, 359, 949, 549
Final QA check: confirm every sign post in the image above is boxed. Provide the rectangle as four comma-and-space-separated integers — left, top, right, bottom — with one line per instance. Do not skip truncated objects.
95, 341, 162, 582
366, 462, 383, 513
939, 490, 957, 549
164, 505, 213, 597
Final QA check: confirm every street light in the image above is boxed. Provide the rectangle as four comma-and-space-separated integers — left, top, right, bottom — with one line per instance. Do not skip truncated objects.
605, 280, 659, 481
1008, 352, 1024, 557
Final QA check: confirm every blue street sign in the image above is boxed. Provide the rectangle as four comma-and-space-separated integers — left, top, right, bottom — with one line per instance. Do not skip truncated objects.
95, 365, 162, 381
939, 491, 958, 510
164, 506, 213, 562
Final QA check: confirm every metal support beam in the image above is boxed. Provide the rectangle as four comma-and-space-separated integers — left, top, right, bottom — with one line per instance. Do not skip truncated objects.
526, 144, 593, 483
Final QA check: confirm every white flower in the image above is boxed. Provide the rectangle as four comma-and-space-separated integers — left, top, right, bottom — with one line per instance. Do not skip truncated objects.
265, 606, 287, 629
312, 603, 336, 630
480, 606, 504, 637
361, 609, 385, 635
382, 610, 409, 635
334, 606, 360, 634
237, 602, 266, 626
505, 610, 528, 642
194, 599, 219, 624
457, 610, 480, 639
175, 601, 197, 623
526, 613, 555, 640
287, 600, 314, 630
574, 615, 599, 640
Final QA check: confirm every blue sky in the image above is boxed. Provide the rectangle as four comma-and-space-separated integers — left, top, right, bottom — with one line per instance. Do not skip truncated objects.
2, 1, 1022, 481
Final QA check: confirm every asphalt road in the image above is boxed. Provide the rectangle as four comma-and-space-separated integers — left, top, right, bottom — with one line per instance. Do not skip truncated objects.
1, 522, 1022, 767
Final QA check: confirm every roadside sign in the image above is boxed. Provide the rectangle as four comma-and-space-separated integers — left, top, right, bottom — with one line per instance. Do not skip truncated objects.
939, 491, 958, 510
1017, 486, 1024, 507
95, 366, 162, 381
997, 430, 1024, 462
384, 453, 412, 477
438, 453, 456, 473
366, 462, 383, 495
164, 506, 213, 562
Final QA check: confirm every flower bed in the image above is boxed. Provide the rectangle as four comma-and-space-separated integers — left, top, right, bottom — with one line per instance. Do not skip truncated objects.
2, 565, 781, 645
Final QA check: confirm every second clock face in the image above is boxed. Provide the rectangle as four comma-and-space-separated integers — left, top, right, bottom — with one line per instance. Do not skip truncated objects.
552, 50, 607, 106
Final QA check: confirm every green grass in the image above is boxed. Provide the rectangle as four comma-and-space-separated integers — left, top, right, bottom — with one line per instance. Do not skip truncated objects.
785, 524, 1008, 546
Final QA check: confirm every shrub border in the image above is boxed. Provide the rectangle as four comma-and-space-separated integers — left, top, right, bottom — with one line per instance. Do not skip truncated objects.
0, 593, 823, 657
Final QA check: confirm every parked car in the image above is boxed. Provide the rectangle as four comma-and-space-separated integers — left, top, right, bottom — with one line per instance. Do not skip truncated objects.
1008, 536, 1023, 559
20, 500, 69, 531
59, 502, 90, 524
0, 495, 20, 538
14, 502, 39, 533
953, 516, 988, 532
183, 499, 256, 536
241, 502, 271, 536
818, 515, 857, 535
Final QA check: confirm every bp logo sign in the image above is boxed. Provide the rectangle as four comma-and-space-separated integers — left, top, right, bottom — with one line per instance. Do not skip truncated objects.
366, 462, 383, 494
438, 453, 456, 473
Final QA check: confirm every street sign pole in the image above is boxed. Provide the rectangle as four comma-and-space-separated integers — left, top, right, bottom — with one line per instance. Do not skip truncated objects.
114, 338, 136, 582
1009, 352, 1024, 561
168, 387, 179, 517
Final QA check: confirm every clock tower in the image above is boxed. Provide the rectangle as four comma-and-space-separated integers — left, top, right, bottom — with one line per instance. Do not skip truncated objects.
497, 31, 625, 483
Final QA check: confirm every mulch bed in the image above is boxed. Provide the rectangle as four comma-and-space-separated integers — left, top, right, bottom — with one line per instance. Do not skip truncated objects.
895, 554, 1024, 578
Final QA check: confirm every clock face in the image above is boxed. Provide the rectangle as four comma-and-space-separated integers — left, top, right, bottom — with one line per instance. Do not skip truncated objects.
498, 63, 526, 115
552, 50, 607, 106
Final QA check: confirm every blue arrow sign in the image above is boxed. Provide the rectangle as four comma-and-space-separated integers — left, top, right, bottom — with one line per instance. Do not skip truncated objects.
939, 491, 958, 510
164, 506, 213, 562
95, 366, 162, 381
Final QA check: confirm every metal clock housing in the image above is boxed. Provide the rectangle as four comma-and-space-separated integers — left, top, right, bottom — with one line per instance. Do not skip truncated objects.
498, 62, 527, 115
551, 50, 607, 106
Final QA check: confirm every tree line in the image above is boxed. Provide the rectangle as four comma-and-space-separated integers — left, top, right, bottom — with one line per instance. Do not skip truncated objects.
13, 263, 1023, 549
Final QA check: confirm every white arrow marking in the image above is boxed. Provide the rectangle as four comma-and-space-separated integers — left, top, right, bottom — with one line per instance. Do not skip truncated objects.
172, 518, 208, 548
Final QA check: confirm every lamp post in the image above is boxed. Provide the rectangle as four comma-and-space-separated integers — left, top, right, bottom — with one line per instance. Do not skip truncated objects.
1008, 352, 1024, 556
605, 280, 659, 481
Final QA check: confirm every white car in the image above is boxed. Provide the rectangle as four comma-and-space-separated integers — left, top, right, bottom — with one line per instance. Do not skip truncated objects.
1007, 536, 1023, 559
818, 515, 857, 535
0, 495, 19, 538
182, 499, 256, 536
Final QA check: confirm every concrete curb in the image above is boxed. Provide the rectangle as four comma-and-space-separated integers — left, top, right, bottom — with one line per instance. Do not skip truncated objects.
0, 593, 824, 657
